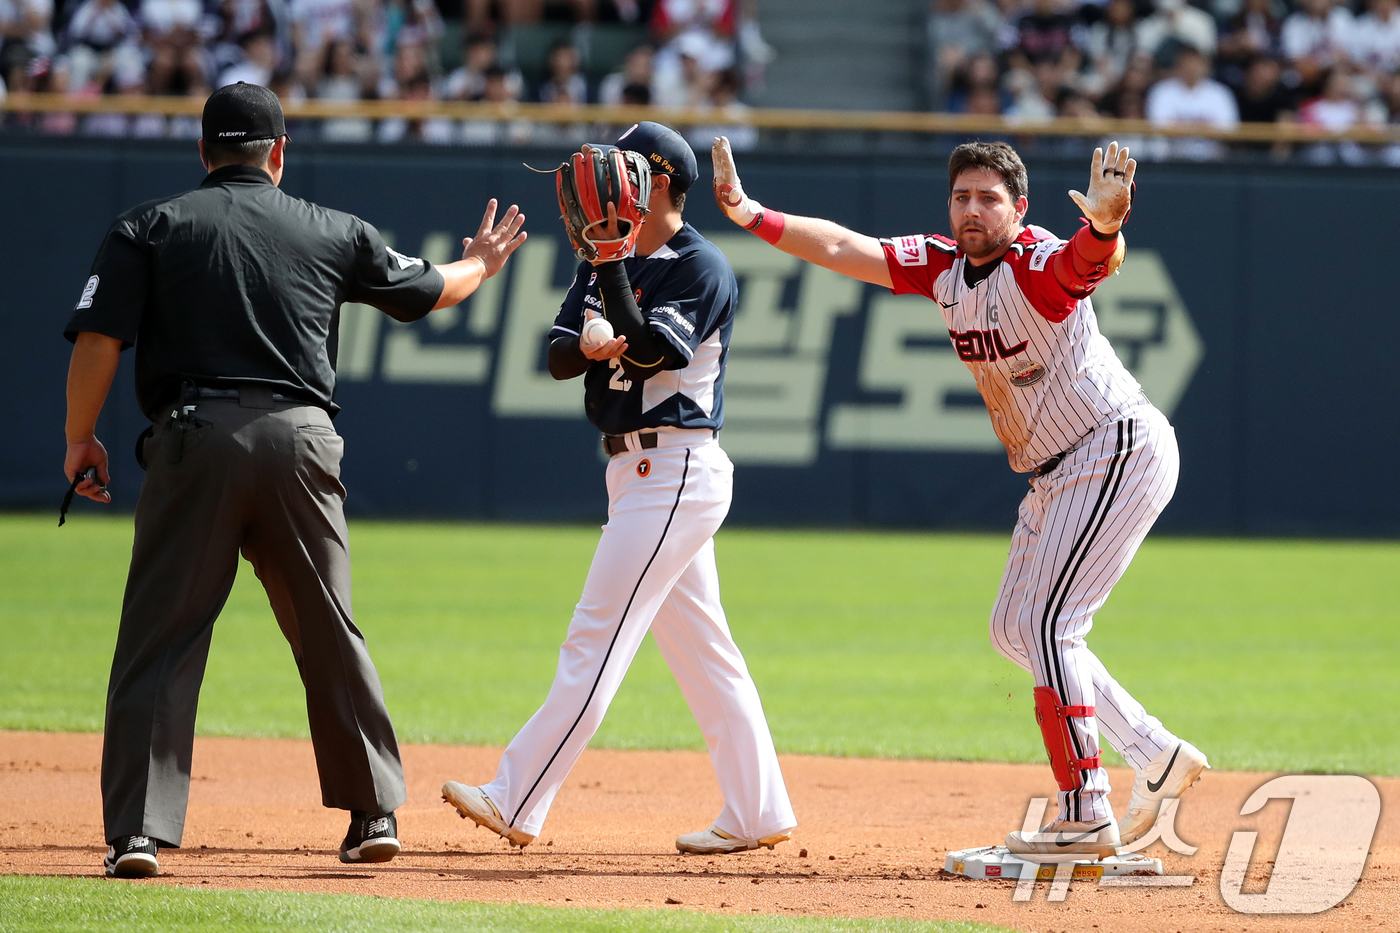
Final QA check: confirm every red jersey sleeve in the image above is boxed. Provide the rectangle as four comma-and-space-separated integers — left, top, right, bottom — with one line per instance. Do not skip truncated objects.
1011, 223, 1122, 324
881, 234, 957, 299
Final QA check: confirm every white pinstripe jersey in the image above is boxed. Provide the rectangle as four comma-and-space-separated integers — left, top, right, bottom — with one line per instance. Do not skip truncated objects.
882, 224, 1143, 473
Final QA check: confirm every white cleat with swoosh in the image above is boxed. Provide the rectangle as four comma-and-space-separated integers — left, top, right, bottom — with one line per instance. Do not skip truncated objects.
1005, 817, 1122, 859
1119, 740, 1211, 844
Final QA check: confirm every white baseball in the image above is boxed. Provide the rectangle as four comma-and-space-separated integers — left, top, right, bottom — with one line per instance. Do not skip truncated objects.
580, 316, 615, 351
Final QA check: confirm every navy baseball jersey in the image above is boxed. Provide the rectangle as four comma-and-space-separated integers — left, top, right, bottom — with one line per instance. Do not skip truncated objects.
550, 223, 735, 435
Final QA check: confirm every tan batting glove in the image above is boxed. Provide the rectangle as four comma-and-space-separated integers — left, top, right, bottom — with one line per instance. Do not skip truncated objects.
711, 136, 762, 228
1068, 141, 1136, 235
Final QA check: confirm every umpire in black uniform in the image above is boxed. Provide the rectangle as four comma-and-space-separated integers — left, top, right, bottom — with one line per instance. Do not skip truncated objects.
61, 83, 527, 879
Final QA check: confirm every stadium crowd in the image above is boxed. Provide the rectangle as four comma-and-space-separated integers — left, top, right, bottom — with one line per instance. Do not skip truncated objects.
2, 0, 1396, 157
929, 0, 1400, 158
0, 0, 766, 144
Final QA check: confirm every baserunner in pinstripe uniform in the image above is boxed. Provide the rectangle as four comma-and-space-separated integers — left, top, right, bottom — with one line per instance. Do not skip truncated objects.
711, 137, 1209, 858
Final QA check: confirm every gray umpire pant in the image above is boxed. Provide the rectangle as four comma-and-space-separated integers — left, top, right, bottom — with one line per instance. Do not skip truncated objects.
101, 395, 406, 847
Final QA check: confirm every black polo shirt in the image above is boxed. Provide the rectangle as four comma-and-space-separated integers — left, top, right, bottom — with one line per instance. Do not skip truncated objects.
64, 164, 444, 417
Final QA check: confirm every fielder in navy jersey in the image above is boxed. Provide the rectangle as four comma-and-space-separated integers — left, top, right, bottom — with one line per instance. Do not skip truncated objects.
550, 221, 735, 436
443, 123, 796, 856
711, 136, 1210, 860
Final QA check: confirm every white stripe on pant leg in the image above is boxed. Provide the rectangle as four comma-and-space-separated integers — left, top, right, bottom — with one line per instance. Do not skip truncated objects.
482, 445, 729, 837
649, 537, 796, 842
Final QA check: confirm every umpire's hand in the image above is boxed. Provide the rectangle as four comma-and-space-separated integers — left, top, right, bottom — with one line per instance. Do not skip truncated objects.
64, 331, 120, 504
462, 199, 527, 278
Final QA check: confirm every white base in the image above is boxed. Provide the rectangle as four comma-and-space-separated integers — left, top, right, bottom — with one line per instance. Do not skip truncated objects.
945, 845, 1163, 880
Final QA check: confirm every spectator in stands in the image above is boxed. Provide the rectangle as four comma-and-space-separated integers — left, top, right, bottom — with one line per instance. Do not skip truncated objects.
1298, 68, 1380, 163
1006, 55, 1067, 118
620, 80, 648, 102
218, 30, 277, 86
318, 37, 373, 140
1217, 0, 1283, 80
1004, 0, 1081, 68
1, 0, 56, 91
464, 0, 599, 30
1098, 50, 1152, 116
1349, 0, 1400, 77
927, 0, 1003, 107
210, 0, 288, 81
1298, 67, 1379, 128
481, 61, 518, 100
945, 50, 1002, 112
1280, 0, 1353, 87
141, 0, 208, 94
378, 40, 455, 143
965, 83, 1002, 114
461, 61, 529, 145
1146, 44, 1238, 158
1235, 55, 1294, 122
651, 27, 709, 106
651, 0, 734, 51
538, 37, 585, 103
684, 65, 754, 149
598, 42, 652, 104
651, 0, 735, 98
1085, 0, 1139, 91
383, 0, 441, 58
291, 0, 366, 91
1135, 0, 1216, 63
64, 0, 146, 93
443, 33, 522, 100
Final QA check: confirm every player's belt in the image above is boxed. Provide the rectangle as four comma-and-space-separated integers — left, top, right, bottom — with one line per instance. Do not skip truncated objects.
1033, 452, 1069, 477
602, 432, 659, 457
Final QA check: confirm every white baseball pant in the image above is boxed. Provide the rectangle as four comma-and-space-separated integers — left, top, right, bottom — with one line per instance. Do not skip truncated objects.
990, 403, 1182, 823
482, 432, 796, 842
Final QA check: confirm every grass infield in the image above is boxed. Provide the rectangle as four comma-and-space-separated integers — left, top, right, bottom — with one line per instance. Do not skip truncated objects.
0, 875, 1013, 933
1, 514, 1395, 774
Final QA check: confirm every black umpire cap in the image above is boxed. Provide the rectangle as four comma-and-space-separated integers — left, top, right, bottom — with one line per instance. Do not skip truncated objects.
202, 82, 288, 143
617, 121, 698, 194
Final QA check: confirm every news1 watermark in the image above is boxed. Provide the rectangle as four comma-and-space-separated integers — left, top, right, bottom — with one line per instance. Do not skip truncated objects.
1010, 774, 1381, 913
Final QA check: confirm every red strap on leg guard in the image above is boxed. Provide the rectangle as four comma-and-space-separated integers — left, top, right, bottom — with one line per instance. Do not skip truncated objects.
1033, 686, 1102, 792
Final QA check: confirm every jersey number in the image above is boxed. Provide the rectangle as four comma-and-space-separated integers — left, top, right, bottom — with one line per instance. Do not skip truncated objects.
608, 357, 633, 392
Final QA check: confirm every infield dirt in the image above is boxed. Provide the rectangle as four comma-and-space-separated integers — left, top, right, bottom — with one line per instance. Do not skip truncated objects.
3, 731, 1395, 933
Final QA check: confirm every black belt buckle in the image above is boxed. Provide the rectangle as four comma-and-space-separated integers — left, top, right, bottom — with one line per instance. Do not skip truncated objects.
602, 432, 659, 457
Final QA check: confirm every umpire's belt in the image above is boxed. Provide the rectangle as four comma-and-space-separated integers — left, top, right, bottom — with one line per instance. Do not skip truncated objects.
182, 384, 301, 409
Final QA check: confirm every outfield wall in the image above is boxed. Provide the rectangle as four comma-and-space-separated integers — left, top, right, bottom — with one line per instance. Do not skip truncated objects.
3, 137, 1395, 536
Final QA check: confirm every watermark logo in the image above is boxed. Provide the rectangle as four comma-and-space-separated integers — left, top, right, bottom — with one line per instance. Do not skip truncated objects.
1009, 774, 1380, 913
1219, 774, 1380, 915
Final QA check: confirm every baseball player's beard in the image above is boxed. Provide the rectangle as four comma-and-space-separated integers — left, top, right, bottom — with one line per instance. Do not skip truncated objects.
956, 218, 1017, 259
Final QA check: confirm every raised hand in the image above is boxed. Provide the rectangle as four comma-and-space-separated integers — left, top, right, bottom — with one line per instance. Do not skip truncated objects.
462, 198, 527, 278
1068, 141, 1136, 235
711, 136, 761, 228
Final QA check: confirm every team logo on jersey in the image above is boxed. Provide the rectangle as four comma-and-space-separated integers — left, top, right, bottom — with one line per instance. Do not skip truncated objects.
948, 328, 1028, 362
894, 235, 927, 267
1008, 360, 1047, 387
636, 458, 651, 477
589, 272, 597, 285
76, 275, 99, 310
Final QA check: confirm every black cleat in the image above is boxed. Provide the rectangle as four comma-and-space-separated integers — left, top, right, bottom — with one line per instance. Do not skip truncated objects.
339, 811, 400, 864
104, 835, 159, 878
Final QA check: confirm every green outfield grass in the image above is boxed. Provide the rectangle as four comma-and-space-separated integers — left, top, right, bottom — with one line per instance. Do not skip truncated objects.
0, 876, 1011, 933
1, 514, 1395, 774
